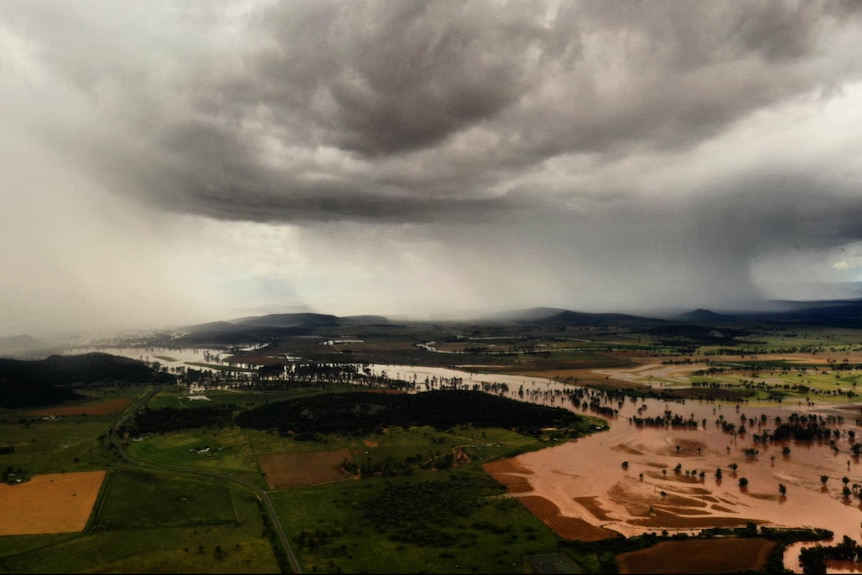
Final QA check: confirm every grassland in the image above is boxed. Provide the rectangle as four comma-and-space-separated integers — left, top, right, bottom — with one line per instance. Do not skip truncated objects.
270, 466, 563, 574
0, 467, 280, 573
0, 386, 142, 475
1, 376, 602, 573
0, 384, 281, 574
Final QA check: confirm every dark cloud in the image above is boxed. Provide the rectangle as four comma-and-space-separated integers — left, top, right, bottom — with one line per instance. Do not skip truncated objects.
6, 0, 858, 226
2, 0, 862, 331
261, 1, 543, 156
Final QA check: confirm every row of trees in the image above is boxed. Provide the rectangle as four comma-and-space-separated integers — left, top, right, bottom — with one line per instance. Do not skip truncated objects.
235, 389, 587, 438
800, 535, 862, 574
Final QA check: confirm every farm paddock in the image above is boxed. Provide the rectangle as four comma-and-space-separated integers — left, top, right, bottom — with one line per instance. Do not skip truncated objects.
27, 398, 133, 417
615, 537, 775, 573
257, 449, 353, 490
0, 471, 105, 535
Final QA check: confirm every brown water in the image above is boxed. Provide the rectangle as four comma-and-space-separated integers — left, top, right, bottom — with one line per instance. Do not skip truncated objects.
364, 362, 862, 572
507, 396, 862, 574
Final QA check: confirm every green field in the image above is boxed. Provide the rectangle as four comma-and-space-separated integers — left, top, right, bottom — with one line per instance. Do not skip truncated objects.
0, 468, 279, 574
95, 469, 239, 529
271, 467, 563, 574
1, 380, 598, 573
0, 386, 145, 475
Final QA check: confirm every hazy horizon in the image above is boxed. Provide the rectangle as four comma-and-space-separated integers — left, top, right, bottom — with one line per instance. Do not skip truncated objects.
3, 1, 862, 338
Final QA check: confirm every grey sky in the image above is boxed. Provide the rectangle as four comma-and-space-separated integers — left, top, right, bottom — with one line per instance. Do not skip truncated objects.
2, 0, 862, 336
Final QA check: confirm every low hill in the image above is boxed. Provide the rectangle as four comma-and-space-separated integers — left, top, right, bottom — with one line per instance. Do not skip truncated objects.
674, 309, 734, 322
235, 389, 588, 437
231, 313, 340, 328
177, 313, 346, 345
484, 307, 664, 326
0, 353, 170, 408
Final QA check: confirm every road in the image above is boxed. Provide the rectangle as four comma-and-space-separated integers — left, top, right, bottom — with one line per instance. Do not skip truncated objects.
107, 386, 302, 574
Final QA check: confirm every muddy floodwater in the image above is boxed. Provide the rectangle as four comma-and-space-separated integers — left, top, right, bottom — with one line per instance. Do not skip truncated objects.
498, 385, 862, 573
61, 346, 273, 373
366, 363, 862, 573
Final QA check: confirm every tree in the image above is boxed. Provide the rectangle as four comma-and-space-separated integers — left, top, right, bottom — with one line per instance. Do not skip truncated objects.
739, 477, 749, 489
779, 483, 787, 497
821, 475, 829, 486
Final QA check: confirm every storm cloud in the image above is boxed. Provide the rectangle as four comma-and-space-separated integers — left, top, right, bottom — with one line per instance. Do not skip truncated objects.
2, 0, 862, 334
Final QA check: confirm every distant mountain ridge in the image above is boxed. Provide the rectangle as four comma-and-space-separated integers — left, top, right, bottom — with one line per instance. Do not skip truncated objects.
177, 312, 366, 344
481, 306, 664, 326
230, 313, 340, 328
171, 298, 862, 345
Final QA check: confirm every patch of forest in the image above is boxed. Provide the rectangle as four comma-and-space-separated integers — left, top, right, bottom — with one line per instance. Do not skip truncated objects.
0, 352, 172, 408
359, 472, 511, 547
123, 405, 236, 436
234, 389, 587, 437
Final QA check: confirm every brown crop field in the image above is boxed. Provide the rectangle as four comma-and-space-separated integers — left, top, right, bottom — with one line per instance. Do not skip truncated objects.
516, 495, 619, 541
482, 458, 534, 478
258, 449, 353, 490
27, 398, 133, 417
0, 471, 106, 535
483, 460, 534, 491
616, 537, 776, 573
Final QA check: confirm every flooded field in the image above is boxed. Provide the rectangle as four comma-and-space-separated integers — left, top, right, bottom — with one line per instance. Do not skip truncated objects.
363, 362, 862, 573
61, 346, 259, 373
362, 363, 575, 395
58, 348, 862, 571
